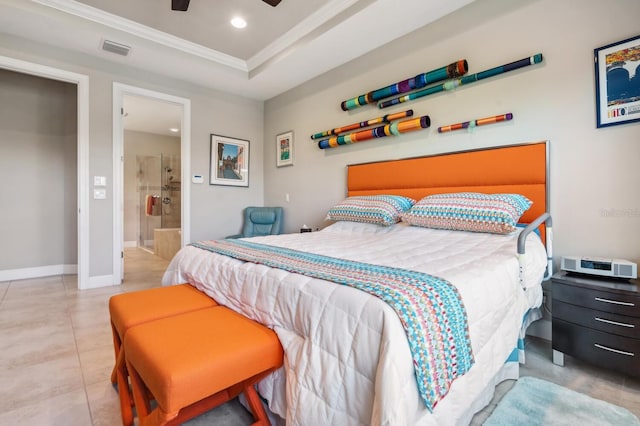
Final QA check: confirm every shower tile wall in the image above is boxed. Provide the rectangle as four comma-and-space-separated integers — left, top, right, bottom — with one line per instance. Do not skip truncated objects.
161, 155, 181, 229
138, 154, 162, 250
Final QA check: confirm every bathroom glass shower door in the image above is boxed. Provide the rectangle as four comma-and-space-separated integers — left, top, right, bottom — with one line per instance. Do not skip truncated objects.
137, 154, 181, 253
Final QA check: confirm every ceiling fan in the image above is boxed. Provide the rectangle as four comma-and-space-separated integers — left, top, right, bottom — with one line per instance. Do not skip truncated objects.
172, 0, 282, 11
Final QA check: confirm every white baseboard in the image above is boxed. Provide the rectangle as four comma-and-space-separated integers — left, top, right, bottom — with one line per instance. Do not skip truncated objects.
81, 274, 120, 290
0, 264, 78, 282
0, 266, 124, 291
124, 240, 137, 248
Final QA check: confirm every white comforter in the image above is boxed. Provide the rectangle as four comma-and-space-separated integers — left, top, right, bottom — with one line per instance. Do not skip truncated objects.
162, 221, 547, 425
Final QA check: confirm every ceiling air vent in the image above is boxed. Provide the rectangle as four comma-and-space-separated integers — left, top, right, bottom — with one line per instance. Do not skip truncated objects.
101, 39, 131, 56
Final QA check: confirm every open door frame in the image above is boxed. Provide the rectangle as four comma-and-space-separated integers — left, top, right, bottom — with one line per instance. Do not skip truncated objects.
112, 83, 191, 284
0, 55, 90, 289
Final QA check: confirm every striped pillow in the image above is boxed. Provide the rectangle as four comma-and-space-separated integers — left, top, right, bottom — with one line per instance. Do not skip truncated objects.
401, 192, 532, 234
326, 195, 416, 226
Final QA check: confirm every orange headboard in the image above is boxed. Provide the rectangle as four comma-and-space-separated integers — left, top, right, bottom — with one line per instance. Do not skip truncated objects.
347, 141, 549, 243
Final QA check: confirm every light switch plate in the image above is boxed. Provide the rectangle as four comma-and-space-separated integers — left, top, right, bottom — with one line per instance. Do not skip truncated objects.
94, 176, 107, 187
94, 188, 107, 199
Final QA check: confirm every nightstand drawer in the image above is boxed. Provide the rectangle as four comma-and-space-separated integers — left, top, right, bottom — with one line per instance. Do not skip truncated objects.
553, 319, 640, 377
553, 282, 640, 317
553, 300, 640, 339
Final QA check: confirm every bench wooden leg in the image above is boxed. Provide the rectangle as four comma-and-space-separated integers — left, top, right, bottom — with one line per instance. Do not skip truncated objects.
110, 322, 120, 385
245, 384, 271, 426
116, 349, 134, 426
127, 366, 277, 426
127, 359, 154, 423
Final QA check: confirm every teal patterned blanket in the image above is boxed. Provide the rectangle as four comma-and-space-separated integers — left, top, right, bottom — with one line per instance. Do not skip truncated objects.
191, 238, 474, 411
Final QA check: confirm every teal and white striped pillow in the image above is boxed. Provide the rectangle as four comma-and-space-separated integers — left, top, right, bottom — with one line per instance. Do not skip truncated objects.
401, 192, 532, 234
326, 195, 416, 226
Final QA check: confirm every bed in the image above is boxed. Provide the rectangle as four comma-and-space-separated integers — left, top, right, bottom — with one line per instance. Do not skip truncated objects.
162, 141, 551, 425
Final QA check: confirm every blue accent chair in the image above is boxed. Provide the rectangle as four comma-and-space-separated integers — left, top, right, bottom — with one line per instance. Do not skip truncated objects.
227, 207, 283, 239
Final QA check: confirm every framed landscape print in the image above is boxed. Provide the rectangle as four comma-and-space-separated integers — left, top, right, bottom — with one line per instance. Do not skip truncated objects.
210, 134, 249, 187
594, 34, 640, 128
276, 131, 294, 167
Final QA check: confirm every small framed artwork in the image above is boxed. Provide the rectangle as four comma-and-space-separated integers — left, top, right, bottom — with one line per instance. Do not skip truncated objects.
210, 134, 249, 187
594, 34, 640, 128
276, 131, 294, 167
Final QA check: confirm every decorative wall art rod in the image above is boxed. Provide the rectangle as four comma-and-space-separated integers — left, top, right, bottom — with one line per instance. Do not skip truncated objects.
438, 112, 513, 133
378, 54, 543, 109
340, 60, 468, 111
310, 110, 414, 140
318, 115, 430, 149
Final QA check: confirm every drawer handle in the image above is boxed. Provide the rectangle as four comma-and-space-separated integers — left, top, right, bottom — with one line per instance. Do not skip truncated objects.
594, 343, 635, 357
594, 317, 635, 328
594, 297, 635, 307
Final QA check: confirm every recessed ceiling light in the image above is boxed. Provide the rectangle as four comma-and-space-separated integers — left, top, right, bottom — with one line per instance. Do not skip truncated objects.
231, 16, 247, 29
169, 128, 180, 133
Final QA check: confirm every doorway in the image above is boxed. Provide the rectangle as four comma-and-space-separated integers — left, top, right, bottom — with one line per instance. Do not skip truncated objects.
112, 84, 191, 283
0, 55, 89, 289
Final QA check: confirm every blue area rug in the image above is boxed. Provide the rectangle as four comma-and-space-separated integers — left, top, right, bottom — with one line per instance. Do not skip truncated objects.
484, 376, 640, 426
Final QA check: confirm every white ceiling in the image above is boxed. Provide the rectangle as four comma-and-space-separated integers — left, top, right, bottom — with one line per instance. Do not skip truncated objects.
75, 0, 332, 61
1, 0, 475, 100
123, 95, 183, 137
0, 0, 475, 135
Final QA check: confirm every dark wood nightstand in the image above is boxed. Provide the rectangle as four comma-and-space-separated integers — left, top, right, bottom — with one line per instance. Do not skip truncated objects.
551, 270, 640, 378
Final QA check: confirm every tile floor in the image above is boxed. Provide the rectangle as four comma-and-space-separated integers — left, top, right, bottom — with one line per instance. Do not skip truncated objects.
1, 248, 638, 425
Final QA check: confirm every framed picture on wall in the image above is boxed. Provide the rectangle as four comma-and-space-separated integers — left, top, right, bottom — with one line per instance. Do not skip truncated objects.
594, 34, 640, 128
276, 131, 294, 167
210, 134, 249, 187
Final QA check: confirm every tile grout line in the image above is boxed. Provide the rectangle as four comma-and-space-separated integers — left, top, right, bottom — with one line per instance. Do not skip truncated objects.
0, 281, 10, 306
64, 274, 97, 425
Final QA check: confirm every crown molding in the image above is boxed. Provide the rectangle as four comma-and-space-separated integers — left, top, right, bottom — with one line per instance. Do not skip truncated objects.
32, 0, 362, 75
31, 0, 248, 72
246, 0, 360, 71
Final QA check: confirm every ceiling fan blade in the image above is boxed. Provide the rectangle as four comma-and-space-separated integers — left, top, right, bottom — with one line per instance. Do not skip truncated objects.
172, 0, 190, 11
263, 0, 282, 6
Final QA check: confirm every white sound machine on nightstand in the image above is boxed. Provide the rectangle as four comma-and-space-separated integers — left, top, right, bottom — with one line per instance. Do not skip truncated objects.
561, 256, 637, 279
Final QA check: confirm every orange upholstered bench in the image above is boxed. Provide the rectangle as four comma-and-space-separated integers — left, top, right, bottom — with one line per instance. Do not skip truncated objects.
124, 306, 284, 426
108, 284, 217, 425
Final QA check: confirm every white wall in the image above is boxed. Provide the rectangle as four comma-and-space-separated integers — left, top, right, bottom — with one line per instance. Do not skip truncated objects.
264, 0, 640, 266
0, 69, 77, 270
0, 33, 264, 282
1, 0, 638, 285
